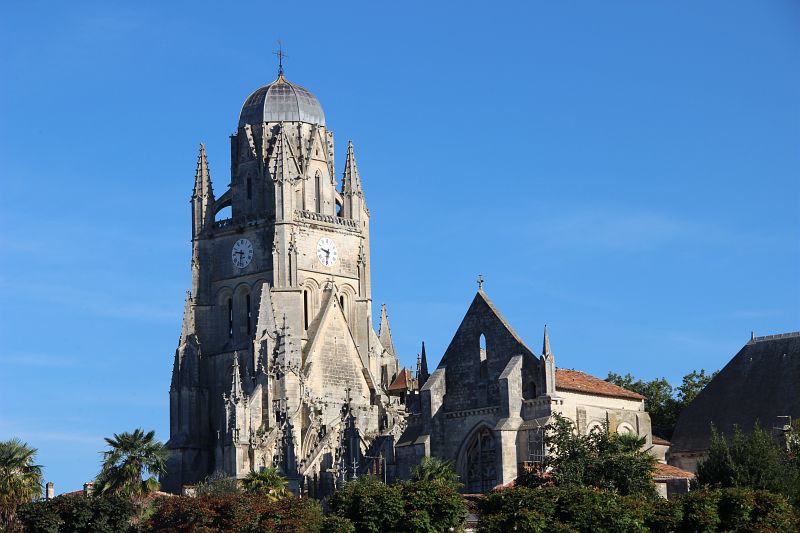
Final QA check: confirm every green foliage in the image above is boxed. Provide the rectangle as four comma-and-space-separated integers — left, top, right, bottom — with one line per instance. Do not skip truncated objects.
696, 423, 800, 506
606, 368, 717, 430
327, 476, 405, 533
477, 485, 655, 533
321, 514, 355, 533
17, 494, 135, 533
146, 494, 324, 532
410, 456, 460, 486
242, 467, 288, 499
518, 414, 656, 497
477, 485, 799, 533
93, 428, 169, 498
193, 470, 242, 497
327, 475, 467, 533
0, 438, 43, 532
401, 479, 468, 532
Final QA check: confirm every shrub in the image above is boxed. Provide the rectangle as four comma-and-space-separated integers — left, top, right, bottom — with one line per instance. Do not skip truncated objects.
321, 515, 355, 533
401, 479, 468, 533
477, 485, 654, 533
327, 476, 405, 533
671, 487, 799, 532
17, 494, 135, 533
145, 494, 323, 532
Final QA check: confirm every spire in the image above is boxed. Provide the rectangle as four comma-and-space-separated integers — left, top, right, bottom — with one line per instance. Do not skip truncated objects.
418, 341, 430, 388
230, 353, 245, 401
542, 325, 556, 395
255, 284, 277, 339
193, 144, 214, 200
542, 324, 552, 358
378, 303, 396, 358
179, 291, 195, 345
192, 144, 215, 235
342, 141, 363, 196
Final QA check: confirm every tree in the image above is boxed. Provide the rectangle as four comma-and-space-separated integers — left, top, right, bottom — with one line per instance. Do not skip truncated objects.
93, 428, 168, 497
696, 423, 799, 506
409, 456, 460, 486
193, 470, 242, 497
327, 476, 405, 533
518, 414, 656, 497
242, 467, 288, 499
0, 438, 43, 532
606, 368, 717, 431
676, 369, 718, 405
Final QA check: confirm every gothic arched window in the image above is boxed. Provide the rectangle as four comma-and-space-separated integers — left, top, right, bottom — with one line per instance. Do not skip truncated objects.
479, 333, 488, 380
465, 427, 497, 493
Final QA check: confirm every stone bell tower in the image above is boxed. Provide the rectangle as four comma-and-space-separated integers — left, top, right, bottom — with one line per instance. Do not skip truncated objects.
163, 65, 405, 494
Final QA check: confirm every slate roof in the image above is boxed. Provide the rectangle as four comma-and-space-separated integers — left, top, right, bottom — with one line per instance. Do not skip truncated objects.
670, 332, 800, 454
555, 368, 645, 400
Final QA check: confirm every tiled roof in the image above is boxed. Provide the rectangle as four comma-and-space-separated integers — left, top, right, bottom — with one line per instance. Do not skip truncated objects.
555, 368, 644, 400
654, 463, 695, 480
652, 435, 670, 446
388, 368, 412, 391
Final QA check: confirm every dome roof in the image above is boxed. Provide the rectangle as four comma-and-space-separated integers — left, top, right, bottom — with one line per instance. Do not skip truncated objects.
238, 74, 325, 127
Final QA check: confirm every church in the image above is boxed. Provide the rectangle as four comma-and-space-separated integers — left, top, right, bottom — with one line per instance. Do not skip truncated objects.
163, 64, 659, 495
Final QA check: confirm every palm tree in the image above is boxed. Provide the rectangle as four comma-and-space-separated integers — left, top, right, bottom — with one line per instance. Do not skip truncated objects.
94, 428, 168, 497
0, 438, 43, 532
410, 456, 460, 485
614, 432, 648, 453
242, 467, 288, 499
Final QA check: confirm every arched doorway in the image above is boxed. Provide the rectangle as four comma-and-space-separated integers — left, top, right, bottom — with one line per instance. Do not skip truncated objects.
464, 426, 497, 492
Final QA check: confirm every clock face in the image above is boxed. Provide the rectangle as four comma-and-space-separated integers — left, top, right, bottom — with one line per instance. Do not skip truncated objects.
316, 237, 338, 267
231, 238, 254, 269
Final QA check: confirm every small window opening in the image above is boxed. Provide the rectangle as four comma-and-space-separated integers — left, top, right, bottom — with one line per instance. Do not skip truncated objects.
246, 294, 252, 336
228, 298, 233, 338
335, 200, 342, 217
315, 175, 322, 212
479, 334, 487, 361
247, 177, 252, 200
303, 290, 309, 330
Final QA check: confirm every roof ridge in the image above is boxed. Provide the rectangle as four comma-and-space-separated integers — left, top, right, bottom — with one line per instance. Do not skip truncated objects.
749, 331, 800, 344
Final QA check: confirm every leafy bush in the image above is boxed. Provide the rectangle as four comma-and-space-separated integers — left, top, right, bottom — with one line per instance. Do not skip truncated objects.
145, 494, 323, 532
696, 423, 800, 507
477, 485, 799, 532
321, 515, 355, 533
327, 476, 405, 533
17, 494, 135, 533
327, 475, 467, 533
477, 485, 654, 533
192, 470, 242, 497
518, 414, 656, 497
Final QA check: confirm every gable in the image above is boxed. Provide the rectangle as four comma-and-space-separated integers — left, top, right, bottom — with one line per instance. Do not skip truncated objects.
440, 291, 541, 411
303, 288, 373, 407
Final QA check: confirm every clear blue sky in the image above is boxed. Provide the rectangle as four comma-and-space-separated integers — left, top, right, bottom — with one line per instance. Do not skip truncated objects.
1, 1, 798, 493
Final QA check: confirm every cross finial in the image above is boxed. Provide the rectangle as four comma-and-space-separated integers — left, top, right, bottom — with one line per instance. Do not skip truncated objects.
477, 274, 484, 291
273, 40, 288, 77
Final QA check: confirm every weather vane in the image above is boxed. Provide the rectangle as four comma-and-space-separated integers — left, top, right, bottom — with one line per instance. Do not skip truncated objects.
273, 40, 288, 76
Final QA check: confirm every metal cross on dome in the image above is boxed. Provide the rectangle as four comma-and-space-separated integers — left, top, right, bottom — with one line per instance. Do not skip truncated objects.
273, 40, 288, 76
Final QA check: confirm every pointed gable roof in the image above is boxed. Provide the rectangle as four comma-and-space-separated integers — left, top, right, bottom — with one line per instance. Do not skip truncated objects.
303, 284, 376, 395
388, 368, 413, 392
